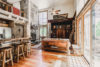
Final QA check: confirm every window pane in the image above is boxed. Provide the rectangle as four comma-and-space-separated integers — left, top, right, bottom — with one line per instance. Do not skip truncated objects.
40, 27, 47, 37
42, 19, 47, 23
39, 19, 43, 24
39, 11, 47, 25
40, 28, 43, 36
43, 12, 47, 19
43, 27, 47, 36
39, 13, 42, 19
39, 11, 48, 37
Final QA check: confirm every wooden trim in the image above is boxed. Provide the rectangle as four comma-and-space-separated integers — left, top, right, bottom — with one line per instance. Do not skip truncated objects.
38, 10, 48, 13
74, 18, 77, 44
77, 0, 90, 17
77, 0, 96, 19
0, 0, 7, 4
76, 0, 96, 46
76, 19, 79, 46
0, 23, 8, 27
76, 17, 82, 46
81, 16, 84, 55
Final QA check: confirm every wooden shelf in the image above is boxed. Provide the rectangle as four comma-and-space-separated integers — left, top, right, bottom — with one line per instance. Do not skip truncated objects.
0, 0, 28, 23
0, 37, 30, 43
0, 9, 28, 23
0, 23, 8, 27
0, 0, 7, 4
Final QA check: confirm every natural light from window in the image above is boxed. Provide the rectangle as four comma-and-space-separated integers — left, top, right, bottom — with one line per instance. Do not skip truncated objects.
39, 11, 48, 37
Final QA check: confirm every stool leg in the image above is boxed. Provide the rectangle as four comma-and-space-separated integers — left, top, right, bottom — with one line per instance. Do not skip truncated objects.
26, 45, 28, 57
2, 51, 6, 67
30, 45, 31, 55
27, 44, 31, 56
21, 45, 25, 58
17, 46, 19, 62
0, 53, 1, 61
26, 45, 28, 56
28, 44, 31, 55
9, 49, 13, 66
24, 45, 27, 56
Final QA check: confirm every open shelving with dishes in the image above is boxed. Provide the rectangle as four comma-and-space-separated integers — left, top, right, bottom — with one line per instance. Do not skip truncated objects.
0, 19, 14, 40
0, 18, 28, 41
0, 0, 28, 23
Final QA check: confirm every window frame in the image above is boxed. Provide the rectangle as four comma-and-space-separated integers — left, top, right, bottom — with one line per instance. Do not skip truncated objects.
38, 10, 48, 39
39, 11, 48, 25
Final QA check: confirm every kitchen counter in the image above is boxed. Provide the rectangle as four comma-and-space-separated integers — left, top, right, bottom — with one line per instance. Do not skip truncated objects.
42, 38, 70, 52
0, 37, 30, 49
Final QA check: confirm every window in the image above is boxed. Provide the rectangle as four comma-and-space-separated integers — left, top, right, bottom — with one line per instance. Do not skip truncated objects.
39, 11, 48, 37
40, 26, 47, 37
39, 11, 47, 25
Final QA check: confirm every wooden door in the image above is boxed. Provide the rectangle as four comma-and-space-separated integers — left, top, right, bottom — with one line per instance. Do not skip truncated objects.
57, 28, 65, 38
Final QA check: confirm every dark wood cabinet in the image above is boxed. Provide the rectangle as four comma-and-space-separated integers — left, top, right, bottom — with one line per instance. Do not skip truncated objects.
49, 18, 73, 39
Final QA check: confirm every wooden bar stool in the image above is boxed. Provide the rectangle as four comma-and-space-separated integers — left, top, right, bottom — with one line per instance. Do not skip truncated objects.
24, 42, 28, 57
13, 40, 25, 62
22, 39, 31, 57
1, 47, 13, 67
26, 42, 31, 56
16, 44, 25, 62
24, 41, 31, 57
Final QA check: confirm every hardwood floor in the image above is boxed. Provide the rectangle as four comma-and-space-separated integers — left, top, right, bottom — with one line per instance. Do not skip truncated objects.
7, 45, 89, 67
8, 49, 67, 67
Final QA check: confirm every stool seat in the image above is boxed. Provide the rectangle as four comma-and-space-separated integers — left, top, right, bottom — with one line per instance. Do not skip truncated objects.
0, 44, 13, 49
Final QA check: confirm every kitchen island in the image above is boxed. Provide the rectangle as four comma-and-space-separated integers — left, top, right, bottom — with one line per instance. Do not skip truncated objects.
42, 38, 70, 52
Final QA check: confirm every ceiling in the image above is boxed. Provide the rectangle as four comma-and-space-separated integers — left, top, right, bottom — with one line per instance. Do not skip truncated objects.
31, 0, 74, 9
7, 0, 21, 4
7, 0, 74, 9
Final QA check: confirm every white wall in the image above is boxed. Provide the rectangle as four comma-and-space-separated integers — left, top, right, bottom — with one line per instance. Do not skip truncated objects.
30, 2, 39, 25
30, 2, 39, 40
76, 0, 88, 15
53, 0, 75, 18
13, 2, 21, 9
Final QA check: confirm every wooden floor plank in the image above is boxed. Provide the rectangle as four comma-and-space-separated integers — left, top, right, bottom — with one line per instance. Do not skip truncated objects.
7, 49, 67, 67
6, 48, 89, 67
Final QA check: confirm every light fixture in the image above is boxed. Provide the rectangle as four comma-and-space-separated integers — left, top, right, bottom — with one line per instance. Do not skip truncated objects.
51, 8, 61, 15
